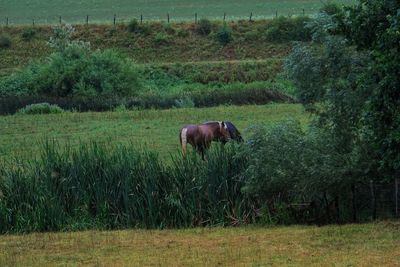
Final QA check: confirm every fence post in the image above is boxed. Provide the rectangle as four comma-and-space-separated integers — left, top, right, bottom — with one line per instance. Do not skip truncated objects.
249, 12, 253, 22
195, 13, 197, 24
140, 14, 143, 24
113, 14, 116, 25
370, 180, 376, 220
302, 8, 305, 16
275, 11, 278, 18
223, 12, 226, 22
167, 13, 170, 23
86, 15, 89, 25
32, 19, 35, 26
6, 17, 8, 27
396, 178, 399, 217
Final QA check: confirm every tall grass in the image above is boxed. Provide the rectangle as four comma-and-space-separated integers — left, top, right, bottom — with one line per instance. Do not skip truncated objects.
0, 141, 250, 233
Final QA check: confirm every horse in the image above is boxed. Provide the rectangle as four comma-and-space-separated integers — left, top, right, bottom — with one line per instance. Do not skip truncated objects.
179, 121, 231, 160
179, 121, 230, 160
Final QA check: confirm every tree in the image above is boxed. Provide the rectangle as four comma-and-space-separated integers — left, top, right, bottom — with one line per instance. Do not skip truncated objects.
285, 0, 400, 181
343, 0, 400, 179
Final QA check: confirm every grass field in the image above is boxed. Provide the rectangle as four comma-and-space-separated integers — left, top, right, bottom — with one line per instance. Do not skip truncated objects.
0, 222, 399, 266
0, 104, 307, 160
1, 0, 356, 25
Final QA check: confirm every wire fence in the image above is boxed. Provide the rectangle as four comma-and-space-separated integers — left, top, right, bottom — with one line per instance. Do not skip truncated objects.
2, 9, 312, 27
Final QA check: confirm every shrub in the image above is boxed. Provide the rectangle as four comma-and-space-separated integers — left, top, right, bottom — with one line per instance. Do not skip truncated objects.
243, 30, 260, 41
0, 86, 293, 114
0, 34, 11, 48
128, 19, 151, 35
153, 33, 171, 46
0, 29, 143, 98
196, 19, 212, 35
265, 16, 311, 42
17, 103, 64, 114
21, 28, 36, 41
163, 23, 176, 35
176, 28, 189, 38
320, 3, 343, 16
241, 120, 351, 223
128, 19, 139, 32
174, 96, 195, 108
113, 104, 127, 112
216, 25, 233, 45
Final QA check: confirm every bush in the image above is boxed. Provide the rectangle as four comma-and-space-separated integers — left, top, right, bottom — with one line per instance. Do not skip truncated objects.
0, 47, 142, 97
163, 23, 176, 35
17, 103, 64, 114
216, 25, 233, 45
0, 86, 293, 114
113, 104, 127, 112
153, 33, 171, 46
242, 120, 352, 223
320, 3, 343, 16
0, 29, 143, 98
128, 19, 151, 35
196, 19, 212, 35
21, 28, 36, 41
265, 16, 311, 42
0, 34, 11, 48
174, 96, 195, 108
176, 28, 189, 38
128, 19, 139, 32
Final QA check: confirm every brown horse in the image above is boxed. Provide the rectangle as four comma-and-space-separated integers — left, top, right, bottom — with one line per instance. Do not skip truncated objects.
179, 121, 231, 160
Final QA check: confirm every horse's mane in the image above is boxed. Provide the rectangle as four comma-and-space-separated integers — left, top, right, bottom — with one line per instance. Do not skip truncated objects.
202, 121, 221, 125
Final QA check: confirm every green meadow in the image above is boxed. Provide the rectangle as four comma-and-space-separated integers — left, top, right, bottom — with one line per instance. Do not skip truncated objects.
0, 104, 308, 160
1, 0, 356, 25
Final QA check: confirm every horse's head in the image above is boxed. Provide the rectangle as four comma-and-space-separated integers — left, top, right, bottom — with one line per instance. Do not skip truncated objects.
225, 121, 244, 143
218, 121, 231, 141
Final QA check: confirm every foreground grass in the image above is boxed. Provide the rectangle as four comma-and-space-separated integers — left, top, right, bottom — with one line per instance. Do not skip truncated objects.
0, 104, 307, 159
0, 222, 399, 266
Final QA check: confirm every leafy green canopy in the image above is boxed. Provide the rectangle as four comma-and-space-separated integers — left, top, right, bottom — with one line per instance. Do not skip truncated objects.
285, 0, 400, 181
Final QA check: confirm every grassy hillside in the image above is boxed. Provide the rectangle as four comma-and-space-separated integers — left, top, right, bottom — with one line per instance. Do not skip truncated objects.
0, 222, 399, 266
1, 0, 356, 25
0, 104, 307, 160
0, 21, 290, 76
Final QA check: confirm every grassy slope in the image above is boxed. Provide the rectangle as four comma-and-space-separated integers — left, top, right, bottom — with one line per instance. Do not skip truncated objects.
1, 222, 399, 266
0, 21, 290, 76
1, 0, 356, 25
0, 104, 307, 160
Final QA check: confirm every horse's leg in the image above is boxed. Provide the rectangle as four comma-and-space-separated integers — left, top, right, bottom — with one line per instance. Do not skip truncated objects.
201, 148, 206, 161
180, 128, 188, 158
201, 140, 211, 161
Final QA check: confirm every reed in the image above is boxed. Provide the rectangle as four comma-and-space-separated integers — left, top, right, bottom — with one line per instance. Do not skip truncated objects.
0, 140, 249, 233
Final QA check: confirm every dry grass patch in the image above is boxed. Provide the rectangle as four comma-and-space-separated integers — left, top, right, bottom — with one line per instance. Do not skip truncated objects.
0, 222, 399, 266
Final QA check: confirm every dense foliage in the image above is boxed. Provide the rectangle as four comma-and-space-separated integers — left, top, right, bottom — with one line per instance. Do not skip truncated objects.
285, 0, 400, 181
265, 16, 311, 42
0, 25, 142, 98
0, 85, 293, 114
215, 24, 233, 45
0, 142, 251, 232
0, 34, 11, 48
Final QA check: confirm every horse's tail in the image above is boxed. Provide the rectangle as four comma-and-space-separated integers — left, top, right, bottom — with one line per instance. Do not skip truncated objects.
180, 127, 188, 158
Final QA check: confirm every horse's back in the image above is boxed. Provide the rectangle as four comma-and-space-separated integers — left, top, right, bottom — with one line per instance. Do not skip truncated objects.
181, 124, 213, 145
